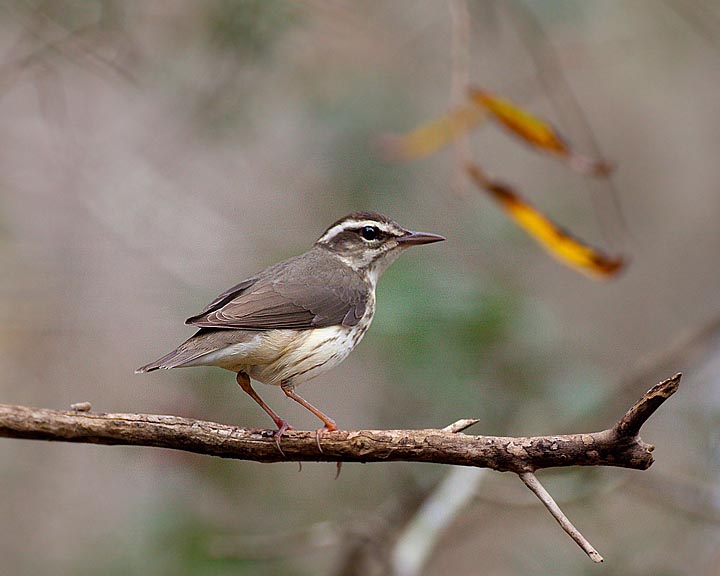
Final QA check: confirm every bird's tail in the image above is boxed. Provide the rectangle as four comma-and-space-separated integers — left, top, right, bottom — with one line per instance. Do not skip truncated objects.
135, 345, 208, 374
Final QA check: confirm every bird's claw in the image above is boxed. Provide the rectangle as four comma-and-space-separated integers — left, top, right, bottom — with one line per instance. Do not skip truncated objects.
314, 421, 338, 454
273, 420, 294, 456
314, 424, 342, 479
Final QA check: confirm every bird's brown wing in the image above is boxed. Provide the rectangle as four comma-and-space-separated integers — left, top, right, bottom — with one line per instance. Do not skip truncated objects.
185, 252, 369, 330
195, 277, 258, 315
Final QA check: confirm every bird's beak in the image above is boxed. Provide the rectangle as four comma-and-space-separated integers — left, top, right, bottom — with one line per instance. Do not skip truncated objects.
397, 230, 446, 245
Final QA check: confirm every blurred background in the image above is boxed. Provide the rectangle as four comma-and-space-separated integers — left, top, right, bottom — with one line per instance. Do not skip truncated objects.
1, 1, 719, 574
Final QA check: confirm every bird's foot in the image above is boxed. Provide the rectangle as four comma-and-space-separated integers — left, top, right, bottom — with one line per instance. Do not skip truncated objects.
273, 420, 294, 456
314, 420, 338, 454
313, 422, 342, 479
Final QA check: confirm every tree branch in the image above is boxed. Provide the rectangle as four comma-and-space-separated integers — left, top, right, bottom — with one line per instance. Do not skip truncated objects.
0, 374, 681, 562
0, 375, 679, 473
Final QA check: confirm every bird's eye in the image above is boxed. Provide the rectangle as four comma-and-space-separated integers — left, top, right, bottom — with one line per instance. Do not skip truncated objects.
360, 226, 379, 241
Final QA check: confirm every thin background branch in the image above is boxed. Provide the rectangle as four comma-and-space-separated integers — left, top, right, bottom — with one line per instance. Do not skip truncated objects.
448, 0, 472, 197
503, 0, 629, 249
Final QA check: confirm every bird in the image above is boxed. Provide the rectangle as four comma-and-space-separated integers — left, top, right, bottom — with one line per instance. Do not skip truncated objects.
136, 211, 445, 451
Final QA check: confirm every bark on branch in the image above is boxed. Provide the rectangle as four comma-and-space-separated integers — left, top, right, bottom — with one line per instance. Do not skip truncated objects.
0, 374, 679, 472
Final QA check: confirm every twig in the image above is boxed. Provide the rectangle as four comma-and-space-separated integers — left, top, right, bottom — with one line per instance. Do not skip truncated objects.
519, 471, 603, 563
70, 401, 92, 412
442, 418, 480, 433
613, 374, 680, 437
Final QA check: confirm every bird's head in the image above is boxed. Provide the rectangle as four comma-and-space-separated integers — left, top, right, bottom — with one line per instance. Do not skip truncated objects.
315, 211, 445, 284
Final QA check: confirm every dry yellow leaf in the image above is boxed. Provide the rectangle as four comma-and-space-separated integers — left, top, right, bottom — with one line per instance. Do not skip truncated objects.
466, 163, 624, 278
378, 103, 486, 160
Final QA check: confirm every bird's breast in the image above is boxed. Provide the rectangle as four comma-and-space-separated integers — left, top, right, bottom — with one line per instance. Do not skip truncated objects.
249, 295, 375, 386
202, 291, 376, 387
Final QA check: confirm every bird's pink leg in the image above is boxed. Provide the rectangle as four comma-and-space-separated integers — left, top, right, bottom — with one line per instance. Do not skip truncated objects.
280, 382, 338, 432
280, 381, 339, 457
236, 372, 293, 455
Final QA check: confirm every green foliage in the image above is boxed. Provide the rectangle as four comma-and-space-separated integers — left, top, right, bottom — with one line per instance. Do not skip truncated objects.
371, 260, 546, 429
205, 0, 300, 60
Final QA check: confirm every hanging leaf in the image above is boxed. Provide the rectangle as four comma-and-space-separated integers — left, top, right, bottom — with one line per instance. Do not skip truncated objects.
468, 88, 612, 177
378, 103, 486, 160
466, 163, 624, 279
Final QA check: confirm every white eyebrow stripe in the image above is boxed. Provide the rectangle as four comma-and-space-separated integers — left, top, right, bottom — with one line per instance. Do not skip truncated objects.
316, 220, 399, 244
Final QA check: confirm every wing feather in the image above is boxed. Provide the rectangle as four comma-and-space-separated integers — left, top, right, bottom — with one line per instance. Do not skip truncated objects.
185, 250, 369, 330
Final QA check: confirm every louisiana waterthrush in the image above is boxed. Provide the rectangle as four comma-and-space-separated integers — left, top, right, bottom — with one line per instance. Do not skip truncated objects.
137, 212, 444, 448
